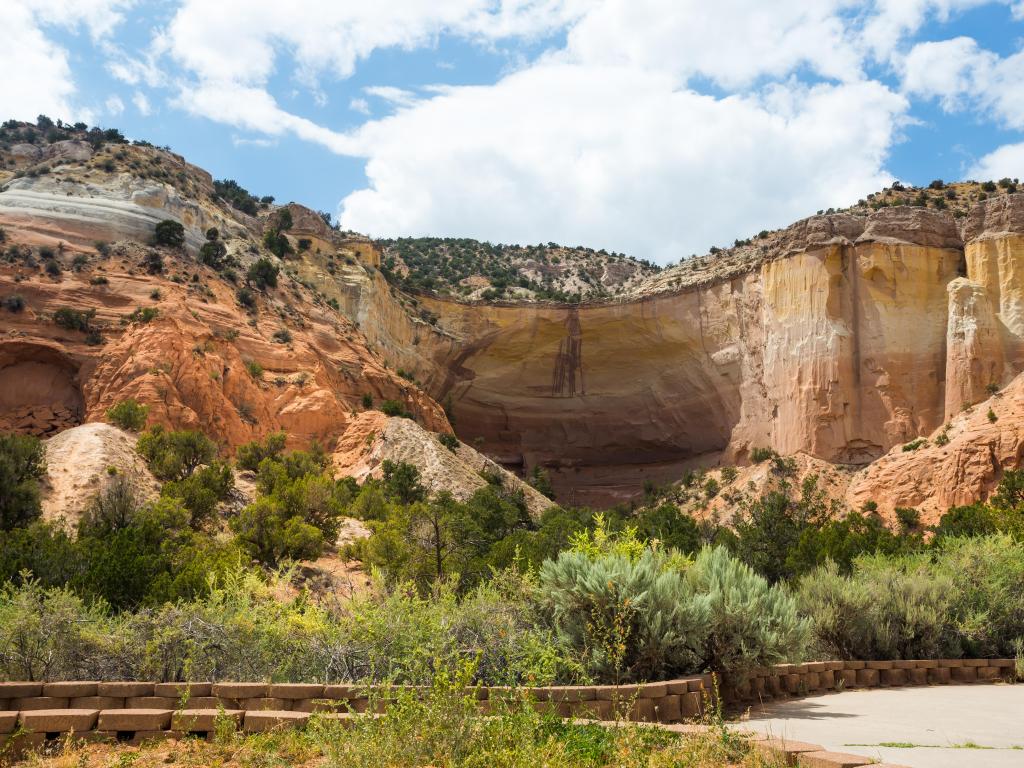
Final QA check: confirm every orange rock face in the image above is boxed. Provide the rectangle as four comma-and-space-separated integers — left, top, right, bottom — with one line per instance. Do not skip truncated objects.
0, 242, 448, 455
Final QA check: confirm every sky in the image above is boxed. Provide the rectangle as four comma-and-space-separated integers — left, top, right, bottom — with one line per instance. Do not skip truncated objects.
3, 1, 1024, 264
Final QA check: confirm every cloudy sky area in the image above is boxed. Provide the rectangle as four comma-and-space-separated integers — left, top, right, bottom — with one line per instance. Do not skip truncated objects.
3, 0, 1024, 263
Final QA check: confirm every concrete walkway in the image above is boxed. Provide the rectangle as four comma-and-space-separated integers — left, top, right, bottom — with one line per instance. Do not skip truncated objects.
738, 685, 1024, 768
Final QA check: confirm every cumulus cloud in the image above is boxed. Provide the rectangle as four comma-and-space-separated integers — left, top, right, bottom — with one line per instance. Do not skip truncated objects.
901, 36, 1024, 129
339, 65, 904, 261
132, 91, 151, 115
0, 0, 131, 122
968, 142, 1024, 180
105, 94, 125, 115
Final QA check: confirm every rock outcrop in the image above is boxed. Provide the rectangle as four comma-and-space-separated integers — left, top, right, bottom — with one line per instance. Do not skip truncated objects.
41, 422, 160, 526
4, 127, 1024, 517
332, 412, 554, 517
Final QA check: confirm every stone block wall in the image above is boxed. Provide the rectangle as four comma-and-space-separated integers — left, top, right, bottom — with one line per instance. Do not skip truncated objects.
0, 659, 1017, 760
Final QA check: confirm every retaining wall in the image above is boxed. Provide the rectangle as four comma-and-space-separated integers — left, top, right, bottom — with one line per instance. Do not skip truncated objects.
0, 659, 1017, 762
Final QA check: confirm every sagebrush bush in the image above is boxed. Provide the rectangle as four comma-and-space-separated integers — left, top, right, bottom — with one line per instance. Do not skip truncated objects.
0, 432, 46, 531
539, 545, 708, 683
686, 545, 809, 674
798, 553, 958, 660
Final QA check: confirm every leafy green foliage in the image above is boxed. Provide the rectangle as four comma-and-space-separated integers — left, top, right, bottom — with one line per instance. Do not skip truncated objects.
106, 399, 149, 431
53, 306, 96, 332
135, 425, 218, 481
213, 178, 261, 215
0, 433, 46, 531
235, 431, 287, 471
247, 257, 279, 289
153, 219, 185, 248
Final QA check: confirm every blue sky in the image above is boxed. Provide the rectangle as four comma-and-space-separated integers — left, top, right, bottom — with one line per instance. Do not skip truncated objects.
4, 1, 1024, 263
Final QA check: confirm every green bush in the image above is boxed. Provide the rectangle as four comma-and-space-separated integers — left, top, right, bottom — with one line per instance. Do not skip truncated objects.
154, 219, 185, 248
236, 431, 287, 471
53, 306, 95, 332
539, 526, 708, 683
161, 460, 234, 528
0, 433, 46, 531
247, 257, 279, 289
798, 554, 956, 660
438, 432, 459, 452
136, 425, 217, 481
231, 497, 325, 566
106, 399, 149, 431
686, 545, 809, 674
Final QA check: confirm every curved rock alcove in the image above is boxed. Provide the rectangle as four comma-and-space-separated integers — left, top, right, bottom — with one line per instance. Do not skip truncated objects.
0, 342, 84, 437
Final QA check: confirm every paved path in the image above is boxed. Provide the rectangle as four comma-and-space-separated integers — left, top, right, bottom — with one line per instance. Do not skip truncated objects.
738, 685, 1024, 768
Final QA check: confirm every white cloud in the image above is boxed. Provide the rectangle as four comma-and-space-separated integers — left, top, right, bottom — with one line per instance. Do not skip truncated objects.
105, 94, 125, 115
0, 0, 131, 122
338, 64, 904, 261
901, 36, 1024, 129
364, 86, 419, 108
968, 142, 1024, 180
232, 135, 277, 148
132, 90, 151, 115
349, 97, 371, 115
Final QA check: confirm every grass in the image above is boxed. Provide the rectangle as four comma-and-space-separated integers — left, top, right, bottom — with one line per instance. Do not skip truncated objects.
7, 673, 783, 768
846, 741, 1024, 751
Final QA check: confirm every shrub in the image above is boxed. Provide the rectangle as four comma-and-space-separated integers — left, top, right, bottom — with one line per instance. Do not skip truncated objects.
106, 399, 149, 431
161, 461, 234, 528
44, 258, 62, 276
230, 497, 324, 566
749, 447, 775, 463
2, 294, 24, 312
686, 545, 809, 674
380, 399, 410, 418
988, 408, 998, 423
0, 433, 46, 531
127, 306, 159, 324
539, 542, 708, 683
438, 432, 459, 452
199, 239, 227, 269
53, 306, 95, 332
236, 287, 256, 308
236, 431, 287, 471
142, 249, 164, 274
247, 257, 279, 289
272, 328, 292, 344
362, 393, 374, 409
154, 219, 185, 248
136, 425, 217, 481
244, 358, 263, 379
798, 554, 956, 660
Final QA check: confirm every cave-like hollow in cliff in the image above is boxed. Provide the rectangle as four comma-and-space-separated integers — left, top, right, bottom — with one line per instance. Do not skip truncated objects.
0, 342, 84, 437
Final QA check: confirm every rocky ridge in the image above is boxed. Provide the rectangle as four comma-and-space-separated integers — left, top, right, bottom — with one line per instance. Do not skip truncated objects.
2, 117, 1024, 523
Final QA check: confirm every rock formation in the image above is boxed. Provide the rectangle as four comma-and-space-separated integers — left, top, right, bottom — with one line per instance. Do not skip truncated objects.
3, 126, 1024, 518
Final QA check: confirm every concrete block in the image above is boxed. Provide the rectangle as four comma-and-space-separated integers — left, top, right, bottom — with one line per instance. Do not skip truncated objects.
976, 666, 1001, 681
915, 659, 939, 669
855, 669, 879, 687
797, 750, 872, 767
951, 666, 977, 683
907, 668, 928, 685
843, 661, 865, 670
0, 712, 18, 734
291, 698, 347, 713
19, 708, 98, 733
637, 682, 668, 699
42, 682, 98, 698
171, 708, 243, 733
70, 697, 124, 710
95, 729, 174, 746
879, 668, 906, 687
892, 660, 917, 670
750, 737, 825, 764
679, 692, 704, 720
240, 697, 289, 711
211, 682, 267, 699
627, 697, 656, 722
322, 684, 360, 700
837, 669, 858, 688
962, 658, 988, 668
938, 659, 963, 668
818, 670, 835, 690
865, 660, 893, 670
98, 709, 172, 731
0, 683, 42, 698
243, 710, 309, 733
153, 682, 212, 698
573, 699, 613, 720
12, 697, 68, 711
126, 696, 178, 709
267, 684, 324, 700
927, 667, 951, 684
594, 684, 641, 701
653, 694, 681, 723
98, 682, 155, 698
